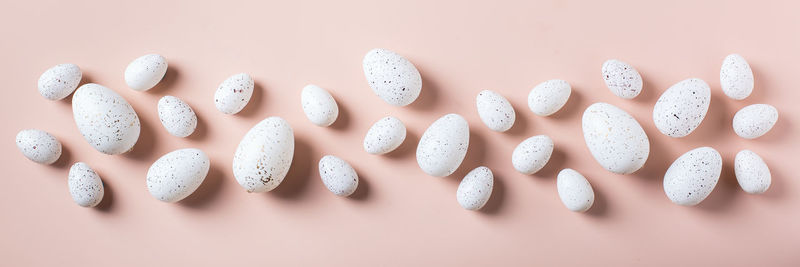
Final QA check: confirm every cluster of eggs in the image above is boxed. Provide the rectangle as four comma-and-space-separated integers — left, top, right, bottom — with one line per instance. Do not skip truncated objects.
17, 49, 778, 212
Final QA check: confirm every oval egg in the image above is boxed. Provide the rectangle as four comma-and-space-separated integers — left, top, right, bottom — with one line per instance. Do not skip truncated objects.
582, 102, 650, 174
158, 96, 197, 138
416, 113, 469, 177
124, 54, 168, 91
528, 79, 571, 116
16, 129, 61, 165
557, 168, 595, 212
68, 162, 104, 207
233, 117, 295, 193
734, 149, 771, 194
214, 73, 254, 115
318, 155, 359, 197
601, 59, 642, 99
456, 166, 493, 211
663, 147, 722, 206
733, 104, 778, 139
72, 83, 140, 155
476, 90, 515, 132
511, 135, 553, 175
362, 48, 422, 106
147, 148, 210, 202
720, 54, 754, 100
363, 116, 407, 155
38, 63, 82, 100
301, 84, 339, 127
653, 78, 711, 137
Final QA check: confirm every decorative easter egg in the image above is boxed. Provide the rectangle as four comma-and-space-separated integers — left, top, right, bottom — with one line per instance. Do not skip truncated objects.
720, 54, 754, 100
301, 84, 339, 127
233, 117, 294, 193
456, 166, 493, 211
68, 162, 104, 207
318, 155, 359, 197
511, 135, 553, 174
147, 148, 210, 202
38, 63, 82, 100
734, 149, 771, 194
72, 83, 140, 155
653, 78, 710, 137
557, 168, 594, 212
124, 54, 167, 91
158, 95, 197, 138
362, 48, 422, 106
476, 90, 515, 132
732, 104, 778, 139
15, 129, 61, 165
663, 147, 722, 206
363, 116, 406, 155
214, 73, 254, 115
582, 102, 649, 174
528, 79, 571, 116
601, 59, 642, 99
416, 114, 469, 177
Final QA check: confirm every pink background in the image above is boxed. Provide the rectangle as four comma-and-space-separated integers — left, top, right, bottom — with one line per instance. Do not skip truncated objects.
1, 0, 798, 266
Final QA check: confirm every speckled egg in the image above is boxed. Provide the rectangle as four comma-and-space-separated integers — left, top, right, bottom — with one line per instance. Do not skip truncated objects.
37, 63, 81, 100
732, 104, 778, 139
735, 149, 771, 194
416, 114, 469, 177
214, 73, 254, 115
233, 117, 294, 193
362, 48, 422, 106
68, 162, 104, 207
147, 148, 210, 202
511, 135, 553, 175
476, 90, 515, 132
653, 78, 711, 137
527, 79, 571, 116
456, 166, 493, 211
318, 155, 359, 197
557, 168, 594, 212
601, 59, 642, 99
363, 116, 406, 155
582, 102, 649, 174
720, 54, 754, 100
301, 84, 339, 127
72, 83, 140, 155
124, 54, 167, 91
16, 129, 61, 165
663, 147, 722, 206
157, 96, 197, 138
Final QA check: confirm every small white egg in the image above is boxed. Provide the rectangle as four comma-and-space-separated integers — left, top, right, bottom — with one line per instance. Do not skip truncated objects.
720, 54, 754, 100
301, 84, 339, 127
416, 114, 469, 177
527, 79, 571, 116
124, 54, 168, 91
363, 116, 407, 155
72, 83, 140, 155
147, 148, 210, 202
476, 90, 515, 132
582, 103, 650, 174
653, 78, 711, 137
362, 48, 422, 106
601, 59, 642, 99
318, 155, 359, 197
38, 63, 82, 100
15, 129, 61, 165
68, 162, 104, 207
663, 147, 722, 206
233, 117, 294, 193
734, 150, 771, 194
214, 73, 254, 115
511, 135, 554, 174
732, 104, 778, 139
557, 168, 595, 212
456, 166, 493, 211
157, 96, 197, 138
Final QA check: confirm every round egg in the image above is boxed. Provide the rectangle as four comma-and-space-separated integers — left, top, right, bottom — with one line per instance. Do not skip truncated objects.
528, 79, 571, 116
456, 166, 493, 211
511, 135, 554, 175
157, 96, 197, 138
732, 104, 778, 139
362, 48, 422, 106
582, 102, 650, 174
301, 84, 339, 127
557, 168, 595, 212
124, 54, 168, 91
72, 83, 141, 155
601, 59, 642, 99
734, 149, 771, 194
363, 116, 407, 155
663, 147, 722, 206
16, 129, 61, 165
476, 90, 515, 132
214, 73, 254, 115
233, 117, 295, 193
147, 148, 210, 202
653, 78, 711, 137
38, 63, 82, 100
318, 155, 359, 197
68, 162, 104, 207
720, 54, 754, 100
416, 114, 469, 177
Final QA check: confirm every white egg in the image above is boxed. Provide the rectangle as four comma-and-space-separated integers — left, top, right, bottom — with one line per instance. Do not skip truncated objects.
663, 147, 722, 206
416, 114, 469, 177
124, 54, 168, 91
456, 166, 493, 211
147, 148, 210, 202
732, 104, 778, 139
362, 48, 422, 106
16, 129, 61, 165
582, 102, 649, 174
72, 83, 140, 155
301, 84, 339, 127
476, 90, 515, 132
68, 162, 104, 207
38, 63, 81, 100
734, 150, 771, 194
214, 73, 254, 115
363, 116, 406, 155
557, 168, 594, 212
318, 155, 359, 197
157, 96, 197, 138
601, 59, 642, 99
653, 78, 711, 137
233, 117, 295, 193
511, 135, 553, 174
527, 79, 571, 116
720, 54, 754, 100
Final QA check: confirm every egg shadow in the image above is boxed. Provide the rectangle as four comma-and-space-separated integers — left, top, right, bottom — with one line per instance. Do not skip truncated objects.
696, 155, 739, 212
50, 143, 72, 169
478, 174, 506, 215
549, 88, 583, 120
94, 173, 115, 213
633, 71, 659, 103
179, 162, 226, 209
238, 82, 267, 118
632, 127, 673, 182
451, 130, 487, 179
533, 148, 566, 179
186, 111, 208, 142
505, 104, 531, 137
147, 66, 180, 94
748, 64, 770, 103
407, 66, 439, 111
684, 92, 730, 143
329, 99, 351, 131
123, 116, 158, 161
761, 156, 787, 201
269, 137, 313, 200
585, 185, 609, 218
756, 111, 791, 144
385, 130, 418, 159
348, 167, 370, 201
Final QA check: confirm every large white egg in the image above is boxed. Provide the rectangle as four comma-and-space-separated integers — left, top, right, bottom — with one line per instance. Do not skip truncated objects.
732, 104, 778, 139
582, 102, 649, 174
301, 84, 339, 127
557, 168, 594, 212
15, 129, 61, 165
527, 79, 571, 116
663, 147, 722, 206
476, 90, 515, 132
157, 96, 197, 138
720, 54, 754, 100
146, 148, 210, 202
456, 166, 493, 211
68, 162, 104, 207
124, 54, 168, 91
363, 116, 406, 155
72, 83, 140, 155
318, 155, 359, 197
38, 63, 82, 100
601, 59, 642, 99
653, 78, 711, 137
233, 117, 295, 193
214, 73, 254, 115
362, 48, 422, 106
511, 135, 553, 175
734, 149, 771, 194
416, 114, 469, 177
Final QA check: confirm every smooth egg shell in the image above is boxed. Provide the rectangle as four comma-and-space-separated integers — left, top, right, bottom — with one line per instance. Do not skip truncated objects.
416, 114, 469, 177
476, 90, 515, 132
124, 54, 167, 91
214, 73, 254, 115
601, 59, 642, 99
582, 102, 649, 174
233, 117, 295, 193
72, 83, 140, 155
301, 84, 339, 127
732, 104, 778, 139
68, 162, 104, 207
38, 63, 82, 100
363, 116, 406, 155
318, 155, 359, 197
147, 148, 210, 202
720, 54, 754, 100
734, 150, 771, 194
557, 168, 594, 212
511, 135, 553, 174
653, 78, 711, 137
158, 96, 197, 138
16, 129, 61, 165
663, 147, 722, 206
362, 48, 422, 106
456, 166, 493, 210
528, 79, 571, 116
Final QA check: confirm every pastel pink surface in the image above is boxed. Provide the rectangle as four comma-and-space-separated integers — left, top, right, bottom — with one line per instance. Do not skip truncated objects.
2, 0, 798, 266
